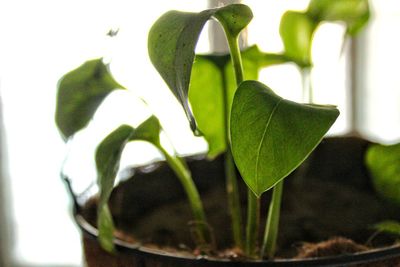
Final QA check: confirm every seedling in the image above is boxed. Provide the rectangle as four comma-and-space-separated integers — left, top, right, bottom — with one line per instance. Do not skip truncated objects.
56, 0, 369, 260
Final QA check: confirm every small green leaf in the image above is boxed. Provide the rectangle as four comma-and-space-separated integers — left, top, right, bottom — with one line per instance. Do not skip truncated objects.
148, 4, 252, 133
55, 59, 125, 140
280, 11, 316, 67
366, 143, 400, 205
129, 115, 162, 146
96, 125, 134, 252
373, 221, 400, 237
231, 81, 339, 197
307, 0, 370, 36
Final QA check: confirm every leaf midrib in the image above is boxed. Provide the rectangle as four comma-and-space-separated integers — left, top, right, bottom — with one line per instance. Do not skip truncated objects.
254, 99, 283, 193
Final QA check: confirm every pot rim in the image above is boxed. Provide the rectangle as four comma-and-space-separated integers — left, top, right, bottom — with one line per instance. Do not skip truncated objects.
76, 213, 400, 267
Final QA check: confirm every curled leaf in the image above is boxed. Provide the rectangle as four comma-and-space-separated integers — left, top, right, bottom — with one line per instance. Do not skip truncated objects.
148, 4, 252, 134
280, 11, 316, 67
55, 59, 125, 140
96, 125, 134, 252
307, 0, 370, 36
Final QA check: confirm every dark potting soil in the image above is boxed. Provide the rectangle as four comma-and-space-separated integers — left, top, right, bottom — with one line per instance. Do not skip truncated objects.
81, 136, 400, 260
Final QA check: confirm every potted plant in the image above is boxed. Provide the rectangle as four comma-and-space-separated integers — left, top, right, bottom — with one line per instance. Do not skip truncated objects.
55, 1, 400, 266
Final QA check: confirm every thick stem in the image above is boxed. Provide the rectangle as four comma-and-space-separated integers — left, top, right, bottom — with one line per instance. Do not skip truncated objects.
158, 146, 210, 247
261, 180, 284, 259
245, 192, 260, 257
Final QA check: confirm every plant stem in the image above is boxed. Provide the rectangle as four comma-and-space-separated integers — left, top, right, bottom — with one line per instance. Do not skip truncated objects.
224, 149, 243, 248
226, 36, 244, 86
158, 146, 210, 247
245, 192, 260, 257
261, 180, 284, 259
301, 67, 313, 103
223, 34, 246, 249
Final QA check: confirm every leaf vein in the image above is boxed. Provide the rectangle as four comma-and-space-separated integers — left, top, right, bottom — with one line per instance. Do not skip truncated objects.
254, 99, 283, 192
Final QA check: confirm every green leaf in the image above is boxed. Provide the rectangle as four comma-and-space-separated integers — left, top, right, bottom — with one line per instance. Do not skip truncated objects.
129, 115, 162, 146
189, 56, 226, 158
230, 81, 339, 197
189, 46, 289, 158
280, 11, 316, 67
148, 4, 252, 133
96, 125, 134, 252
366, 143, 400, 205
55, 59, 125, 140
307, 0, 370, 36
373, 221, 400, 237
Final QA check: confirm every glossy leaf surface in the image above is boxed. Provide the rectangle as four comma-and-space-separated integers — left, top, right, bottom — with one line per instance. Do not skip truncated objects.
96, 125, 134, 252
280, 11, 315, 67
307, 0, 370, 36
55, 59, 124, 140
231, 81, 339, 197
148, 4, 252, 133
366, 143, 400, 205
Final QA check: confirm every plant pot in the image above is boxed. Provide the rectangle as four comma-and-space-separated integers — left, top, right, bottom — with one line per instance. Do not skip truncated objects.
70, 136, 400, 266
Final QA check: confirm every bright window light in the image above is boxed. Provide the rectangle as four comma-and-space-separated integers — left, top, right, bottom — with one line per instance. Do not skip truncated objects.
1, 0, 397, 266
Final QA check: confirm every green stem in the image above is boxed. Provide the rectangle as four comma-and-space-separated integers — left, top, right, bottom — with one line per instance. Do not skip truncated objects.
224, 149, 243, 249
158, 146, 210, 247
245, 192, 260, 257
261, 180, 284, 259
215, 31, 246, 250
220, 60, 243, 249
226, 35, 244, 86
301, 67, 313, 103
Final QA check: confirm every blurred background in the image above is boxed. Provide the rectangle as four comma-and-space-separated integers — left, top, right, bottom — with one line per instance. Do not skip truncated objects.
0, 0, 399, 266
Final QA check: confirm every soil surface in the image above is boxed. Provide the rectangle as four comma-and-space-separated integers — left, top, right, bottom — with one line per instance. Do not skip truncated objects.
80, 136, 400, 262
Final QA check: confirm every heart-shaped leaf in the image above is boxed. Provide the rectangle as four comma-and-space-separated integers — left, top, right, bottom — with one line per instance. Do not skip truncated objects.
280, 11, 316, 67
96, 124, 134, 252
307, 0, 370, 36
366, 143, 400, 205
148, 4, 252, 133
231, 80, 339, 197
55, 59, 125, 140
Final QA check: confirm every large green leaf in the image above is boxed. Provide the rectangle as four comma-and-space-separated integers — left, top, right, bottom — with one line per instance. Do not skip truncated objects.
230, 81, 339, 197
189, 46, 288, 158
148, 4, 252, 133
55, 59, 125, 140
280, 11, 316, 67
366, 143, 400, 205
307, 0, 370, 36
96, 125, 134, 252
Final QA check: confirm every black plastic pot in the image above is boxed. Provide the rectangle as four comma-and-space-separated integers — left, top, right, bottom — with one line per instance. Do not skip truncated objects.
67, 136, 400, 267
